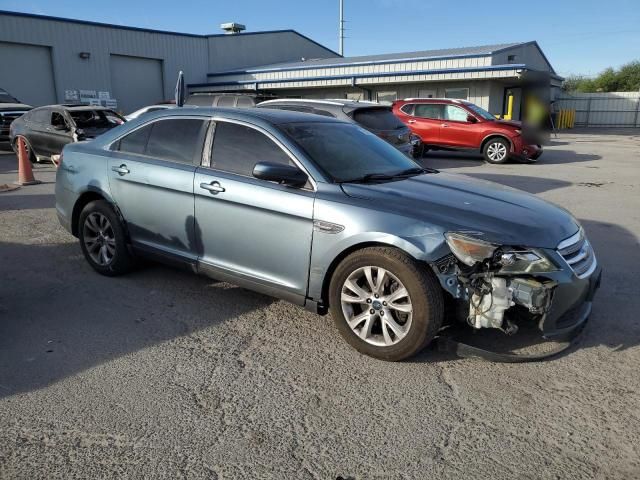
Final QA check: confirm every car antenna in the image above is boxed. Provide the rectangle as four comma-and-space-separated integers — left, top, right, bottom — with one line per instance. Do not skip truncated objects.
175, 71, 185, 107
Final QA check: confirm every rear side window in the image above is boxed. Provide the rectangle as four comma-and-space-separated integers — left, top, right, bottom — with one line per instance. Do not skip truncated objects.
31, 109, 50, 124
399, 104, 414, 115
116, 119, 206, 163
211, 122, 291, 176
352, 108, 405, 130
236, 97, 255, 108
414, 104, 444, 120
217, 96, 236, 107
312, 108, 335, 117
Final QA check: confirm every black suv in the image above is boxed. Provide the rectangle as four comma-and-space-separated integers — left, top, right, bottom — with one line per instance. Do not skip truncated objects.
0, 88, 31, 147
9, 104, 125, 162
257, 99, 417, 157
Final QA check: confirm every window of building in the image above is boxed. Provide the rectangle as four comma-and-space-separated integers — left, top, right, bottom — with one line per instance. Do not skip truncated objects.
507, 54, 517, 63
414, 104, 444, 120
418, 89, 436, 99
444, 105, 469, 122
444, 88, 469, 100
376, 91, 397, 103
210, 122, 291, 177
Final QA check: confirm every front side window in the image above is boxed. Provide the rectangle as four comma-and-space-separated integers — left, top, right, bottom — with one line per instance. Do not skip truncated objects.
414, 104, 444, 120
51, 112, 68, 128
116, 118, 206, 163
465, 103, 496, 121
210, 122, 291, 177
444, 105, 470, 122
283, 122, 420, 183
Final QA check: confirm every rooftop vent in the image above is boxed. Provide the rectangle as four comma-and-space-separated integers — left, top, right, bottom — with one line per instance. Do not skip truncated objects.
220, 22, 246, 34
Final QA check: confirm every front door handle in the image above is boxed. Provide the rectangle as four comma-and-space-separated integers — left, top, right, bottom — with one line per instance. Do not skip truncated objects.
111, 164, 130, 175
200, 181, 225, 194
408, 119, 416, 124
441, 123, 449, 127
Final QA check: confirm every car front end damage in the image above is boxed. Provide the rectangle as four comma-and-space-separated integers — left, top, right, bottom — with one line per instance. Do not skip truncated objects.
433, 227, 601, 343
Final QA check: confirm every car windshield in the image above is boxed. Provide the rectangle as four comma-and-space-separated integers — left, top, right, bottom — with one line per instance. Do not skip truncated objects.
464, 103, 496, 121
282, 122, 423, 183
70, 109, 125, 129
0, 88, 19, 103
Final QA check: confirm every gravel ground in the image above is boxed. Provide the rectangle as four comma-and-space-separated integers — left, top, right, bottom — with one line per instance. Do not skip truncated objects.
1, 130, 639, 479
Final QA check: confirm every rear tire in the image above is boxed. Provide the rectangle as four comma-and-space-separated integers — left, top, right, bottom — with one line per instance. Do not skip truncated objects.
482, 137, 510, 164
329, 247, 444, 361
78, 200, 134, 276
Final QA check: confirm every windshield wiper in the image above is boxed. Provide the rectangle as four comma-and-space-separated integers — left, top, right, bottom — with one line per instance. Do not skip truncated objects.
393, 167, 438, 177
341, 173, 397, 184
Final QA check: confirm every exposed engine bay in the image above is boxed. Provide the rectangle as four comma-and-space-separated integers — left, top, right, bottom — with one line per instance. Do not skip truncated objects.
435, 233, 559, 336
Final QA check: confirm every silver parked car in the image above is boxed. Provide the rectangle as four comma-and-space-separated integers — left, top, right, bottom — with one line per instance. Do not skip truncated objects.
55, 108, 601, 361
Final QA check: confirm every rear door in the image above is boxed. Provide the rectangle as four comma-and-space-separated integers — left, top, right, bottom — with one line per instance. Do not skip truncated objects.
438, 104, 478, 148
410, 103, 444, 145
108, 117, 208, 263
194, 119, 315, 300
25, 108, 51, 156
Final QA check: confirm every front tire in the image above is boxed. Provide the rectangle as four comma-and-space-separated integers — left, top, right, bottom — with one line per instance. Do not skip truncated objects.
483, 137, 510, 164
78, 200, 134, 276
329, 247, 444, 361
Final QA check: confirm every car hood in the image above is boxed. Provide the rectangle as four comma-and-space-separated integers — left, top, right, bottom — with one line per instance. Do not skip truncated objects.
495, 119, 521, 129
341, 172, 578, 248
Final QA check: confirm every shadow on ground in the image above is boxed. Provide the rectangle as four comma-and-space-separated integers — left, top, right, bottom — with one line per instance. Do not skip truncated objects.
0, 241, 274, 397
423, 148, 601, 168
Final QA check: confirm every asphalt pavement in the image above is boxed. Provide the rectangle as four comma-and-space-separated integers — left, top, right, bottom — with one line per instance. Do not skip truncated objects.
1, 130, 639, 479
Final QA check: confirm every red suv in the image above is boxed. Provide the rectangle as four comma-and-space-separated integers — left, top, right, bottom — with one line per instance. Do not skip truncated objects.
392, 98, 542, 164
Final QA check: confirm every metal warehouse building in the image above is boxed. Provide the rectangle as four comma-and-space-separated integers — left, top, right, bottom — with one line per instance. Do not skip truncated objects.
0, 10, 561, 117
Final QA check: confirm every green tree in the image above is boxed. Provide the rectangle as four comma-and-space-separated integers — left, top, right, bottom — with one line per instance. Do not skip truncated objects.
562, 60, 640, 92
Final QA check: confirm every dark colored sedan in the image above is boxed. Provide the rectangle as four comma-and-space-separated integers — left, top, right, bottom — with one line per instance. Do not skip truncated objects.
9, 104, 125, 162
257, 99, 418, 157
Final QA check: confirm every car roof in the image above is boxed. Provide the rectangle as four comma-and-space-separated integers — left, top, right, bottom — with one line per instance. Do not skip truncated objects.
30, 104, 113, 111
397, 98, 464, 104
258, 98, 386, 110
149, 106, 347, 125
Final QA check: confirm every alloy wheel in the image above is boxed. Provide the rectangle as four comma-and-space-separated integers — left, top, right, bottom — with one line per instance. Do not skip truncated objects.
487, 141, 507, 162
340, 266, 413, 347
83, 212, 116, 266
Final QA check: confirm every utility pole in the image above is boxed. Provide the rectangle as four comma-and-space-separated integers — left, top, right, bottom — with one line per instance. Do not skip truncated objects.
339, 0, 345, 56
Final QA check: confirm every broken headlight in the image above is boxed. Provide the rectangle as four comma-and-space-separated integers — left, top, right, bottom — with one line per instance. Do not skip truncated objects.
497, 250, 559, 274
445, 232, 497, 266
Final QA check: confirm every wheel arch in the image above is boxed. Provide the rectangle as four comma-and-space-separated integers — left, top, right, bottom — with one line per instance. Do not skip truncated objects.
480, 133, 513, 153
318, 238, 433, 310
71, 188, 116, 237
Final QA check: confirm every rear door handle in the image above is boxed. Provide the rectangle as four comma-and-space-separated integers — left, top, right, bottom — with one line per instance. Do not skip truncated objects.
441, 123, 449, 127
408, 119, 416, 124
200, 181, 225, 194
111, 164, 130, 175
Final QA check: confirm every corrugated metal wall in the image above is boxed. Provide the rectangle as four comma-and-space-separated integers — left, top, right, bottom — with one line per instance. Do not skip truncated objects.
0, 13, 208, 111
555, 92, 640, 127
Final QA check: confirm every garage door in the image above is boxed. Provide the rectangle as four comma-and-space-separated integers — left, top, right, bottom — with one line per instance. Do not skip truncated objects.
0, 41, 56, 106
110, 54, 164, 114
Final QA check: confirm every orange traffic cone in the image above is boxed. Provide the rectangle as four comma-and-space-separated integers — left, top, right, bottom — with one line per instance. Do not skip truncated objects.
14, 136, 41, 186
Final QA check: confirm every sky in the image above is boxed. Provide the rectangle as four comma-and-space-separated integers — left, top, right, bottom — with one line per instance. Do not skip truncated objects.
2, 0, 639, 77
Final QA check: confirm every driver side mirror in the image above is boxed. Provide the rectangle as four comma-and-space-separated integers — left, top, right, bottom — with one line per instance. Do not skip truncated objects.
467, 114, 478, 123
253, 161, 308, 188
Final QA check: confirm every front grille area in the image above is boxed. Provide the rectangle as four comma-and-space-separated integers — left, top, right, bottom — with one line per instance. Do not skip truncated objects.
557, 229, 597, 279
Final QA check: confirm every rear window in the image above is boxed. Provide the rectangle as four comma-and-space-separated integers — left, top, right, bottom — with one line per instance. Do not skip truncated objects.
352, 108, 405, 131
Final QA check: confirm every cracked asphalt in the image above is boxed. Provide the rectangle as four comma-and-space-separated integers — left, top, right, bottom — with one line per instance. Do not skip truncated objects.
1, 130, 639, 479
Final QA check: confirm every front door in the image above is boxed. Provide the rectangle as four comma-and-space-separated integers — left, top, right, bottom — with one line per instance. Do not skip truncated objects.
107, 116, 208, 262
194, 120, 315, 300
438, 104, 478, 148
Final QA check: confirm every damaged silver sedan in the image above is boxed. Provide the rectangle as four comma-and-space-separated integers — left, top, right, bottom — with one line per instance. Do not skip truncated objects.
56, 108, 601, 361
